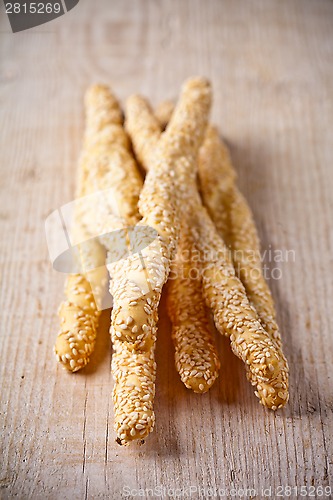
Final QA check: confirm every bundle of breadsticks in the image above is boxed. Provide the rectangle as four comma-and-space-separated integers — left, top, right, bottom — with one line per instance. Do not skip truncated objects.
54, 77, 289, 445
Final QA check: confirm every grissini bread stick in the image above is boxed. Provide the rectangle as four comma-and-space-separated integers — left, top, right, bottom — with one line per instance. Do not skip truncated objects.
155, 105, 235, 244
55, 84, 143, 373
198, 126, 283, 347
167, 225, 220, 393
112, 77, 211, 352
127, 94, 220, 393
55, 234, 107, 372
54, 93, 109, 372
56, 85, 155, 444
78, 85, 159, 444
124, 95, 161, 169
189, 133, 289, 409
112, 339, 156, 444
192, 207, 289, 410
78, 85, 147, 350
81, 85, 142, 232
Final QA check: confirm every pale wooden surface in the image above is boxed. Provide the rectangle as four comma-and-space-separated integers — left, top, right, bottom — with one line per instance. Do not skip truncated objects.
1, 0, 333, 498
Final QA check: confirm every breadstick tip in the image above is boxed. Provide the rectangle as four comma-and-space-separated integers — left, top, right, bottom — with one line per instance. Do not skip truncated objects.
182, 76, 212, 95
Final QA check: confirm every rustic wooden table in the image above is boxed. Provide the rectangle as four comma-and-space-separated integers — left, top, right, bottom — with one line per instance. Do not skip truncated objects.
1, 0, 332, 498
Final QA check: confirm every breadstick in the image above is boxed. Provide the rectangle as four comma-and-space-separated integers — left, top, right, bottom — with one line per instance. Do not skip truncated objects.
106, 78, 210, 443
55, 84, 141, 372
167, 224, 220, 393
54, 102, 108, 372
182, 148, 289, 409
81, 85, 143, 232
128, 95, 220, 393
198, 126, 283, 346
124, 95, 161, 169
78, 85, 151, 352
55, 234, 107, 372
191, 207, 289, 409
111, 77, 211, 353
197, 128, 289, 407
112, 340, 156, 444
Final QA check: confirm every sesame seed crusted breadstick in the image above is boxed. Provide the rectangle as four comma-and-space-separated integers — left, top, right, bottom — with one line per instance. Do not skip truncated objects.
124, 95, 161, 169
173, 135, 289, 409
114, 77, 211, 352
198, 126, 285, 348
167, 225, 220, 393
112, 340, 156, 444
55, 238, 107, 372
191, 208, 289, 410
77, 85, 150, 352
54, 89, 110, 372
128, 93, 220, 393
81, 85, 143, 233
55, 84, 144, 373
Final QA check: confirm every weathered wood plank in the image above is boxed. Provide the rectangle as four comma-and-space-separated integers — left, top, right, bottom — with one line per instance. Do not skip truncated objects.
0, 0, 332, 497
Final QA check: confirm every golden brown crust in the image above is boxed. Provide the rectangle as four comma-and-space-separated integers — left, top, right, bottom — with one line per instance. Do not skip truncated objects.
112, 340, 156, 444
198, 127, 284, 349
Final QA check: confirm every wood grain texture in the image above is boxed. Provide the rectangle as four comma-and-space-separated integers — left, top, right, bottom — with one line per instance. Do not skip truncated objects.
0, 0, 332, 498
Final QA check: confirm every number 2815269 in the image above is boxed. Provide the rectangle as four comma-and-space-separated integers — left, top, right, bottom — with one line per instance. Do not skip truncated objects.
5, 3, 62, 14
